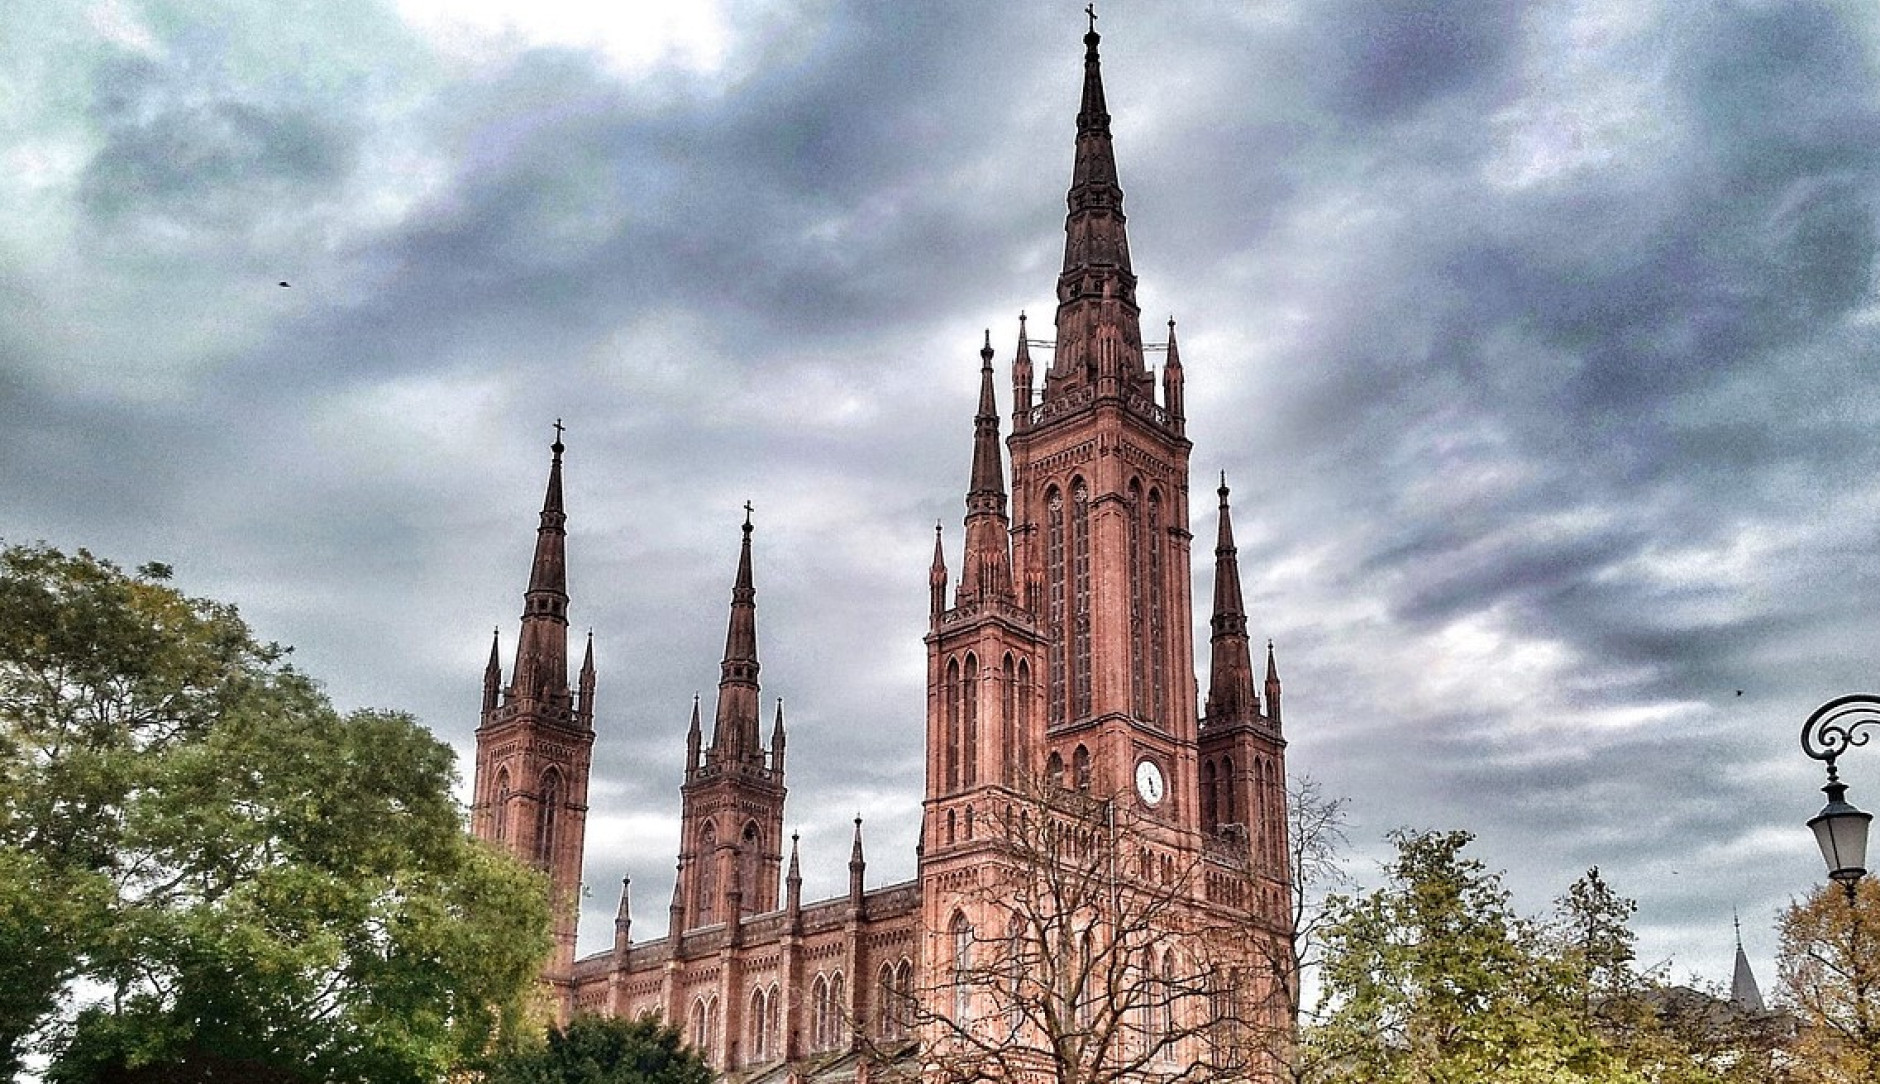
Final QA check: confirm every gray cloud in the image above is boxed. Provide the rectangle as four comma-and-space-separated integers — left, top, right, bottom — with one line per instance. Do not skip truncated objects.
5, 0, 1878, 992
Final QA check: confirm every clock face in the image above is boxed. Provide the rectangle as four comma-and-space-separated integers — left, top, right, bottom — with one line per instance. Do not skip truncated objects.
1135, 759, 1165, 806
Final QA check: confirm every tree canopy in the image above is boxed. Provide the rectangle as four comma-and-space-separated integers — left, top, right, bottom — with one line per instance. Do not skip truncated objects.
0, 543, 552, 1081
481, 1014, 713, 1084
1305, 829, 1782, 1084
1778, 877, 1880, 1083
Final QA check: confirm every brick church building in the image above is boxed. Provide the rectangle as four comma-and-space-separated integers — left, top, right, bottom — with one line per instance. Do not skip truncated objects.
469, 19, 1294, 1081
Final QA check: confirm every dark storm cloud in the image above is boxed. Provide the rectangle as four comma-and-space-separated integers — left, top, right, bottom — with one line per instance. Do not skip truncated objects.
81, 52, 358, 235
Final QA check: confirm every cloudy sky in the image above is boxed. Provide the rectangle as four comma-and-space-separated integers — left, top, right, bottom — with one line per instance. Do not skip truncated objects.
7, 0, 1880, 993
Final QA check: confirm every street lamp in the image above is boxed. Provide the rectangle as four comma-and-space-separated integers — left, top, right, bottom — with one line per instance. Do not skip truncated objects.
1800, 694, 1880, 903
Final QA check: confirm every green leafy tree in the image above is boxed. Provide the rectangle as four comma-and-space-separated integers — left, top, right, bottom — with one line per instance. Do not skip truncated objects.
0, 543, 553, 1081
1308, 830, 1630, 1084
1778, 878, 1880, 1084
481, 1014, 713, 1084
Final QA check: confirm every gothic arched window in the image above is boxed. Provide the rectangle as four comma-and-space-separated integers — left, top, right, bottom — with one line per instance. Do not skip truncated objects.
1147, 488, 1167, 724
1222, 757, 1237, 826
492, 767, 511, 843
698, 821, 719, 925
1071, 480, 1092, 720
1073, 745, 1092, 791
945, 656, 962, 792
962, 654, 979, 787
1045, 487, 1067, 726
811, 974, 830, 1051
1201, 759, 1217, 830
951, 911, 973, 1022
1128, 478, 1146, 717
535, 769, 561, 867
741, 821, 762, 913
750, 985, 769, 1062
1046, 750, 1064, 789
877, 962, 899, 1039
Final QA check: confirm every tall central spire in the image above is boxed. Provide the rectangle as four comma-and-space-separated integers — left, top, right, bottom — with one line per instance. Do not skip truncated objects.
1050, 15, 1144, 392
511, 428, 571, 704
711, 504, 763, 763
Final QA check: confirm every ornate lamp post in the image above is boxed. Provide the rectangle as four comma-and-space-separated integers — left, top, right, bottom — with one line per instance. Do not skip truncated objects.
1800, 694, 1880, 903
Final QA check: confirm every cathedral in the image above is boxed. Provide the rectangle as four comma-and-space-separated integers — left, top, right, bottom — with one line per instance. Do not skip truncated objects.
469, 19, 1294, 1081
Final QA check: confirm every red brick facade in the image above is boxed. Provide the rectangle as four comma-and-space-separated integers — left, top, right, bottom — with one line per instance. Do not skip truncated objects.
472, 21, 1293, 1077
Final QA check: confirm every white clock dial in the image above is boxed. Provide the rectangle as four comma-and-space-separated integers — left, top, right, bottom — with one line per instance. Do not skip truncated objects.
1135, 759, 1165, 806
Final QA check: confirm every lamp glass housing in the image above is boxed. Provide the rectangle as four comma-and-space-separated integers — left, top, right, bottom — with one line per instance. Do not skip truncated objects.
1809, 789, 1872, 885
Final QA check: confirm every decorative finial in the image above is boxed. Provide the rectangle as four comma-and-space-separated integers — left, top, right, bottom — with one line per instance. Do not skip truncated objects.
981, 329, 995, 364
743, 500, 753, 529
552, 417, 566, 453
1086, 3, 1097, 34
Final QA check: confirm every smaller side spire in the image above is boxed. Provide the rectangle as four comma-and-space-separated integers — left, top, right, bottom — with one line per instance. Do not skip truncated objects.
482, 628, 502, 715
614, 876, 632, 955
669, 861, 685, 933
958, 335, 1017, 605
786, 832, 803, 915
770, 698, 787, 776
849, 815, 867, 911
577, 630, 596, 722
1162, 316, 1185, 423
1265, 640, 1283, 730
1012, 312, 1034, 423
1205, 475, 1258, 728
929, 523, 949, 619
686, 695, 702, 777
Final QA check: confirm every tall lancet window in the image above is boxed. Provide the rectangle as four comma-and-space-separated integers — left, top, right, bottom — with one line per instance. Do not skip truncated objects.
1148, 489, 1168, 725
698, 821, 718, 925
1071, 481, 1092, 721
945, 658, 962, 791
535, 769, 560, 867
1001, 655, 1018, 786
1128, 479, 1146, 717
741, 821, 762, 912
1016, 659, 1031, 771
1046, 488, 1067, 726
962, 654, 979, 787
493, 768, 511, 842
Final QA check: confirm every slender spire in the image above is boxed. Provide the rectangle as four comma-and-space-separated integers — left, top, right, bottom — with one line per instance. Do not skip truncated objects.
1052, 11, 1142, 393
1731, 909, 1765, 1011
482, 627, 502, 714
785, 832, 803, 914
577, 630, 596, 722
669, 861, 684, 929
1265, 640, 1283, 730
929, 522, 949, 618
1205, 475, 1258, 728
511, 427, 572, 705
1162, 316, 1185, 422
685, 695, 702, 776
958, 335, 1016, 605
770, 698, 787, 775
849, 815, 866, 909
614, 876, 632, 954
1012, 312, 1034, 421
711, 505, 763, 763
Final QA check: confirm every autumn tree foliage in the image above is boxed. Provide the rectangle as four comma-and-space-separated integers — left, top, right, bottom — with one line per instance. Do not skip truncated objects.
0, 543, 552, 1082
1306, 830, 1786, 1084
1778, 878, 1880, 1084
